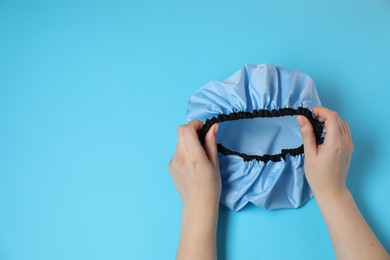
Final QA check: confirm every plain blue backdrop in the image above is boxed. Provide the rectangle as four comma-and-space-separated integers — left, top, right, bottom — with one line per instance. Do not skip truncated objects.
0, 0, 389, 259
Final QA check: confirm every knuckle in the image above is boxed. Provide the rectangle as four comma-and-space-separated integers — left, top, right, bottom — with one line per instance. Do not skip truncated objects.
177, 153, 188, 166
334, 143, 343, 154
330, 111, 338, 118
183, 126, 197, 138
168, 159, 174, 171
181, 125, 191, 134
168, 156, 176, 167
169, 154, 184, 169
179, 156, 187, 165
190, 158, 201, 170
177, 125, 185, 134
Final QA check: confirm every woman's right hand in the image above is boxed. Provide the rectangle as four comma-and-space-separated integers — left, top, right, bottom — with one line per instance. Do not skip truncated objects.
296, 106, 354, 198
297, 107, 389, 259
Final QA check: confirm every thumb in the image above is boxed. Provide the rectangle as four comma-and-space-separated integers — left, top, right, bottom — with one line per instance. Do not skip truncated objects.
204, 123, 220, 168
297, 116, 317, 156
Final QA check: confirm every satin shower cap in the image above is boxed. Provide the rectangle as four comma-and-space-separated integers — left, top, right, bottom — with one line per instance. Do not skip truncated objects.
186, 64, 324, 211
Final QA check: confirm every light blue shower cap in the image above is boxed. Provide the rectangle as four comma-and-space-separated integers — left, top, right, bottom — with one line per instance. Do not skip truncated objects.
186, 64, 324, 211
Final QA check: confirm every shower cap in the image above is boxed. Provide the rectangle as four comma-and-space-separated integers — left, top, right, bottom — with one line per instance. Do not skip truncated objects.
186, 64, 324, 211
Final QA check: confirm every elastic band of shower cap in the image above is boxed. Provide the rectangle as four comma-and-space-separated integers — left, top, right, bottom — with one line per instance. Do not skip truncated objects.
198, 107, 324, 163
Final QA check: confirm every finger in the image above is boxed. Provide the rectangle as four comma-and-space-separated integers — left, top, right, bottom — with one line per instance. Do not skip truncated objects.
182, 120, 206, 155
345, 122, 354, 151
344, 122, 352, 142
340, 121, 348, 138
177, 125, 185, 144
343, 122, 353, 145
187, 120, 204, 132
204, 123, 220, 168
312, 106, 334, 121
296, 115, 317, 157
339, 121, 349, 145
312, 106, 342, 142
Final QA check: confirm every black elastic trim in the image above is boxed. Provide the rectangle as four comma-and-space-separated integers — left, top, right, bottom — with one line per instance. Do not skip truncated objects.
199, 107, 324, 163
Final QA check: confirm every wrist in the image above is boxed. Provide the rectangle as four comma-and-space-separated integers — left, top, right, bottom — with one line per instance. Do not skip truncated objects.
184, 194, 220, 212
314, 186, 351, 207
183, 200, 219, 219
181, 203, 219, 238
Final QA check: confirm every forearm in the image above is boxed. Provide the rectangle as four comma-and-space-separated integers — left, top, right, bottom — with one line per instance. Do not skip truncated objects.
315, 189, 389, 260
176, 204, 219, 260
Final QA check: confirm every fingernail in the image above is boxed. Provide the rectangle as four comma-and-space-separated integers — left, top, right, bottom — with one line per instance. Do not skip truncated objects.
214, 123, 219, 135
297, 116, 305, 127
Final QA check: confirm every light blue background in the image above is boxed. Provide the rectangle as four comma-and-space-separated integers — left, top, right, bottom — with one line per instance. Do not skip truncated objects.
0, 0, 389, 259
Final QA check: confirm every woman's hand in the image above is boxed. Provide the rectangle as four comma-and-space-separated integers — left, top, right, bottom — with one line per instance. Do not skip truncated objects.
169, 120, 221, 209
297, 106, 389, 260
168, 120, 220, 260
297, 106, 354, 199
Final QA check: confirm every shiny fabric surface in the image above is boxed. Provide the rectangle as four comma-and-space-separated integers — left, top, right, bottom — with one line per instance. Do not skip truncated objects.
186, 64, 322, 211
